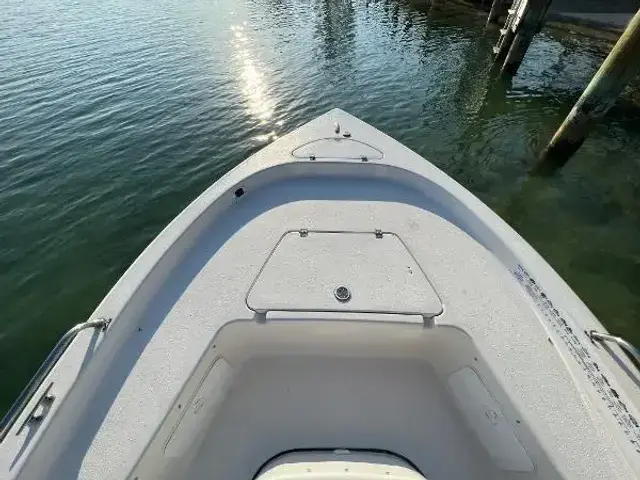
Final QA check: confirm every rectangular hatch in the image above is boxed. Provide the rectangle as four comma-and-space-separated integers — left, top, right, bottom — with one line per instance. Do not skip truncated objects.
247, 231, 442, 317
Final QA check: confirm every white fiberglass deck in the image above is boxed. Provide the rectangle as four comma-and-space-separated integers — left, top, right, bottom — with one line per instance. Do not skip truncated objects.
2, 110, 640, 480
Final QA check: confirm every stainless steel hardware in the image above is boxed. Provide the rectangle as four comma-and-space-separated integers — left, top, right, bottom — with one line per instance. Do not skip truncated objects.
0, 318, 110, 442
589, 330, 640, 365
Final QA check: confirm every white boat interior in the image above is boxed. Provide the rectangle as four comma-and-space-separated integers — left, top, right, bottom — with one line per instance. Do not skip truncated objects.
2, 109, 640, 480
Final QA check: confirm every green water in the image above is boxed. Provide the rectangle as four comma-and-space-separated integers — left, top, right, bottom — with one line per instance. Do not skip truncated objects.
1, 0, 640, 414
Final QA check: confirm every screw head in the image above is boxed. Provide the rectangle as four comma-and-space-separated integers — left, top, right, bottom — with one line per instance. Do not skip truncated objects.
334, 285, 351, 302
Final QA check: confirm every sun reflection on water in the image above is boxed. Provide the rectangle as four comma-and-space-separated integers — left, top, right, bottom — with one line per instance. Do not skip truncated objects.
230, 24, 276, 129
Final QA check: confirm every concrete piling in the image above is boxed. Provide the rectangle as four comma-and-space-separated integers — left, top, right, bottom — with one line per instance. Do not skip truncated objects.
539, 9, 640, 171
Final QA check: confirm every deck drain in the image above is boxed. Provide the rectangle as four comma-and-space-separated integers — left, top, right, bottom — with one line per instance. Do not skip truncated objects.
334, 285, 351, 302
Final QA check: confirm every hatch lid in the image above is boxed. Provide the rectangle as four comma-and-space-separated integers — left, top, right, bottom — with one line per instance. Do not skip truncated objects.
292, 137, 383, 159
247, 231, 442, 317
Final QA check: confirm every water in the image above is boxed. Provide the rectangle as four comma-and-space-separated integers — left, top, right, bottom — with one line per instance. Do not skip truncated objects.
1, 0, 639, 413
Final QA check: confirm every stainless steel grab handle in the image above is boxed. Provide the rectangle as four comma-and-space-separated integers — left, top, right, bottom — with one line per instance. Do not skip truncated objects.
589, 330, 640, 365
0, 318, 110, 442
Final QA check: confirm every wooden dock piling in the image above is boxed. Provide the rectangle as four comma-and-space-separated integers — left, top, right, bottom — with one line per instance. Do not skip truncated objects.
501, 0, 553, 75
486, 0, 504, 27
491, 0, 525, 64
539, 9, 640, 171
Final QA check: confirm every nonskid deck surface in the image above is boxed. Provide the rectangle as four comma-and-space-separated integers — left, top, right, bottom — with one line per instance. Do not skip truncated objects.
25, 177, 630, 479
3, 110, 639, 479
